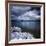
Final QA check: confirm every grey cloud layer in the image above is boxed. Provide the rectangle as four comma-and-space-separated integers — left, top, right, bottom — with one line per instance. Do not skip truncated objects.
10, 6, 40, 20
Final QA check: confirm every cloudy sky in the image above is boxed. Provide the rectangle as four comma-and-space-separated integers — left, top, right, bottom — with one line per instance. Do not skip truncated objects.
10, 5, 41, 20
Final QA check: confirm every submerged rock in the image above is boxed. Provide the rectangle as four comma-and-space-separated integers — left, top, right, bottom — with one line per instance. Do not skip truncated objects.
11, 26, 22, 32
11, 31, 34, 40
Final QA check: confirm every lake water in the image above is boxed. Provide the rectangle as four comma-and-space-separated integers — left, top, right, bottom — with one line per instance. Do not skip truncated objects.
11, 20, 40, 38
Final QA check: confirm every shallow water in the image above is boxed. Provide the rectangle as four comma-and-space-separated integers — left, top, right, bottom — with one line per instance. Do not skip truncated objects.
10, 20, 40, 38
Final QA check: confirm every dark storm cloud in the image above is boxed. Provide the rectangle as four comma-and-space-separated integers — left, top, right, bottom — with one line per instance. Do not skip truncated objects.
11, 6, 31, 16
10, 5, 40, 20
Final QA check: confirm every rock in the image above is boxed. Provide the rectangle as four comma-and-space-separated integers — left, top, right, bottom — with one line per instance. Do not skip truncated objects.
11, 26, 22, 32
11, 31, 34, 40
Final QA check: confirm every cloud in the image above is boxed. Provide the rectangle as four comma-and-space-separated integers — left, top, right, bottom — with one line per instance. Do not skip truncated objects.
17, 10, 40, 20
11, 6, 40, 20
11, 15, 18, 20
11, 6, 31, 14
